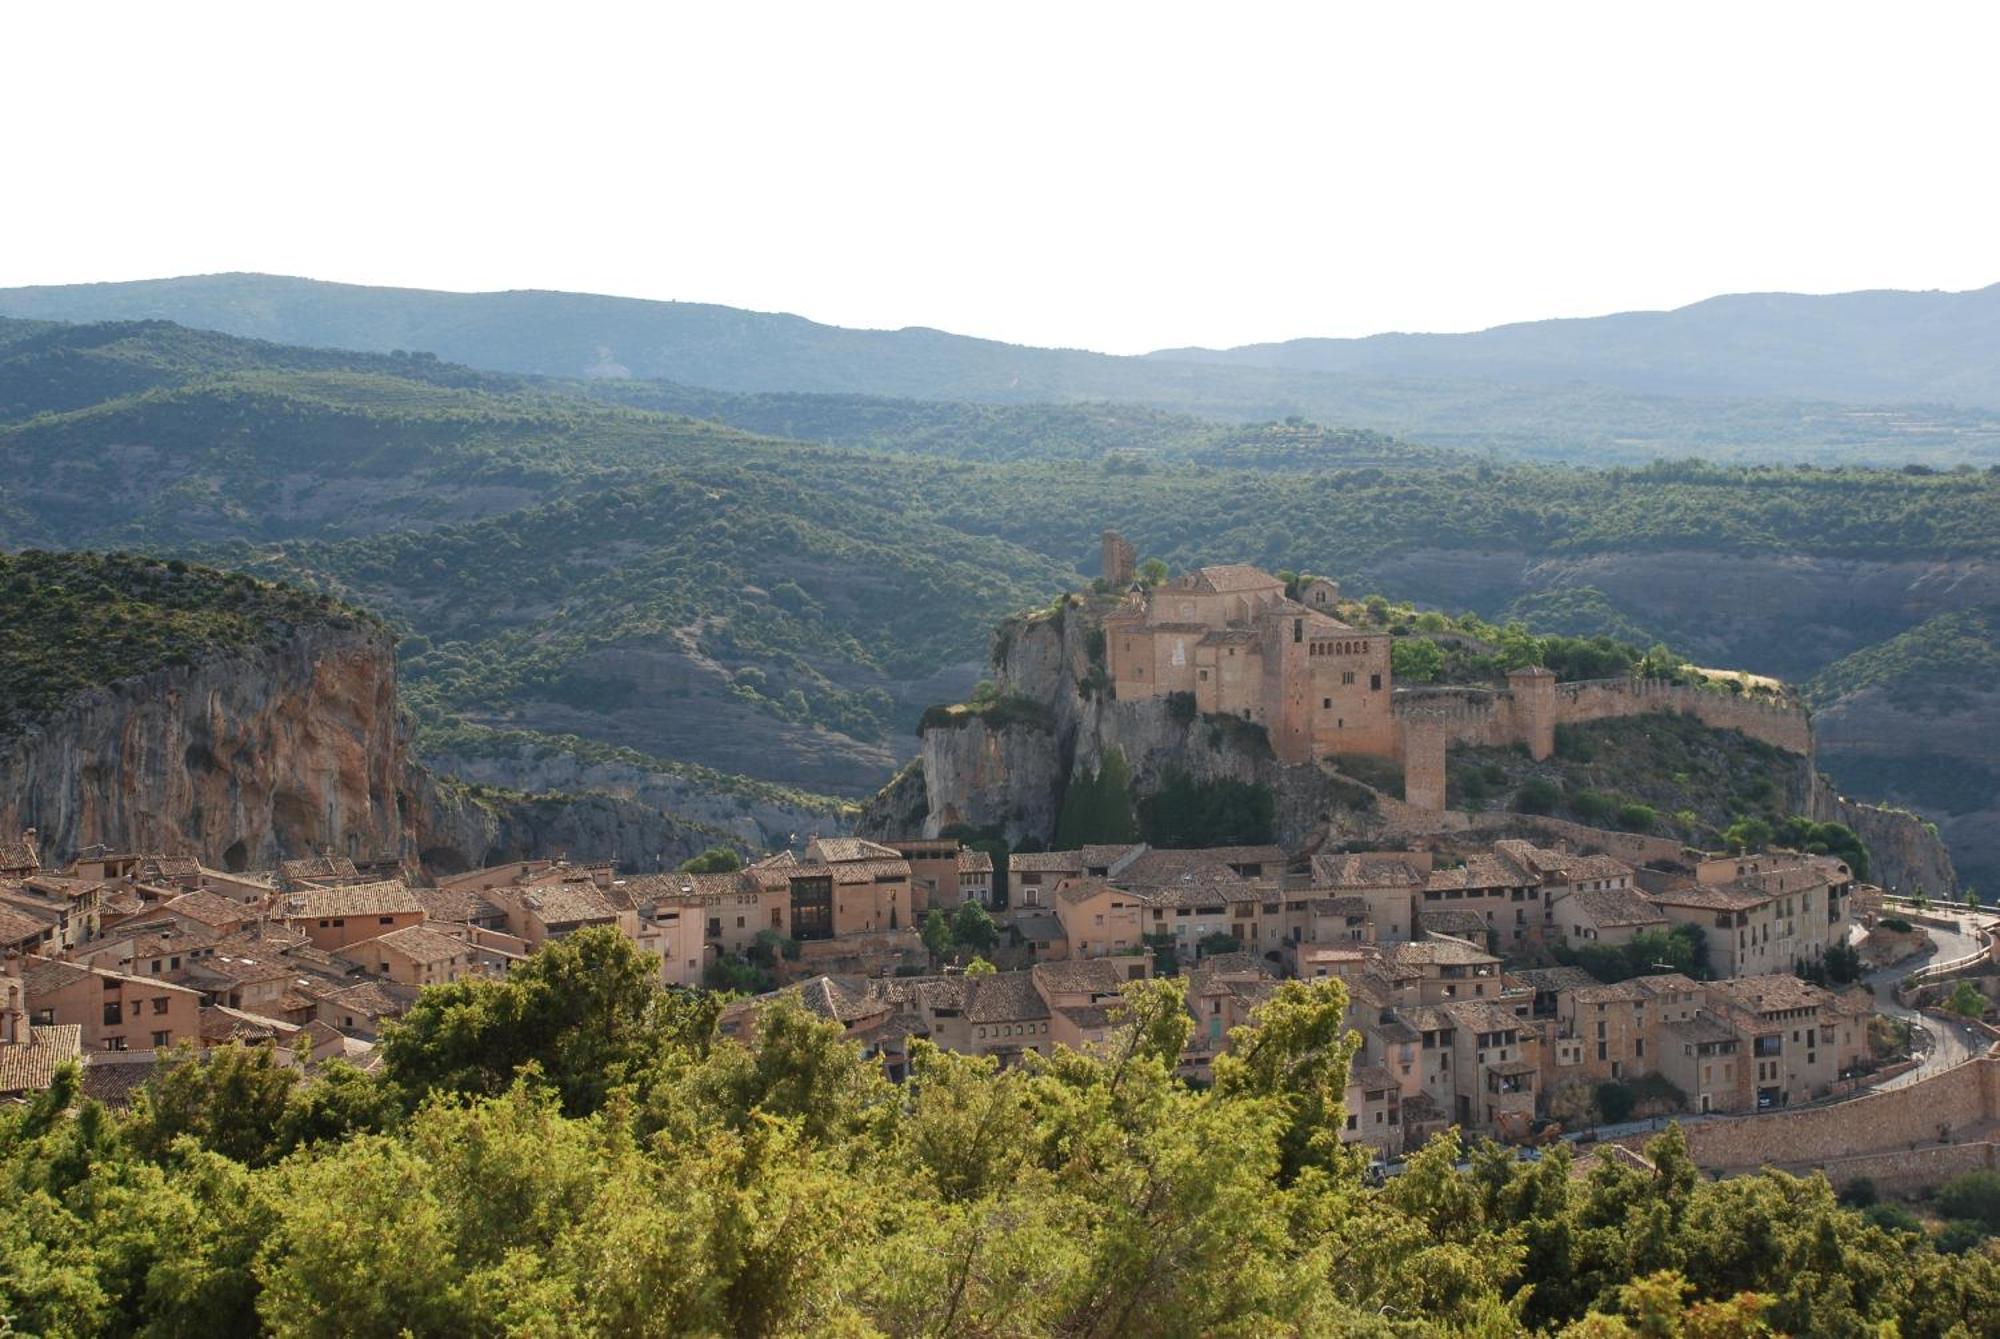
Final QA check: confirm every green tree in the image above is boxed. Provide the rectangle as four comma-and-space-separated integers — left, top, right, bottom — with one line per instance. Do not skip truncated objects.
1392, 637, 1447, 684
679, 845, 743, 873
949, 900, 1000, 956
921, 907, 954, 961
1945, 980, 1987, 1019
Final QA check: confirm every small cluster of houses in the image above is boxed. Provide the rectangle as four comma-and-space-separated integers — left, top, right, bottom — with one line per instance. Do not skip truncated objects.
0, 822, 1881, 1160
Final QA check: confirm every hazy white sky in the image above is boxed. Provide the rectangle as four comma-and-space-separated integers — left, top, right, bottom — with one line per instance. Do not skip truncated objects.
5, 2, 1997, 354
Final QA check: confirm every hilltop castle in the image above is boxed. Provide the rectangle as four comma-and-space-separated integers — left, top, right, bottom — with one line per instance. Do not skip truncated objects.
1094, 533, 1810, 808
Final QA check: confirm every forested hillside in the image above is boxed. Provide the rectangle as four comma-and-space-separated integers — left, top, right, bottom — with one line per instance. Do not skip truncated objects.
6, 929, 1999, 1336
8, 275, 2000, 465
2, 313, 1997, 879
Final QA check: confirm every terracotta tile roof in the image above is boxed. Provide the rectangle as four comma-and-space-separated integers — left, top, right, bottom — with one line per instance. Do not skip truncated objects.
1570, 980, 1652, 1005
1347, 1063, 1401, 1095
200, 1004, 297, 1044
0, 903, 52, 948
1420, 908, 1490, 938
0, 833, 40, 872
957, 848, 994, 874
79, 1052, 159, 1106
1113, 849, 1258, 893
1032, 959, 1133, 997
1565, 888, 1668, 930
325, 979, 420, 1020
21, 957, 94, 995
963, 970, 1052, 1024
1629, 973, 1701, 997
282, 880, 422, 920
162, 890, 256, 930
278, 854, 361, 885
1384, 937, 1499, 969
1177, 564, 1285, 595
357, 925, 467, 965
1312, 896, 1375, 919
788, 975, 893, 1025
1055, 1004, 1118, 1030
500, 884, 621, 926
826, 858, 910, 885
0, 1024, 80, 1093
1425, 852, 1535, 892
1008, 849, 1091, 874
1508, 966, 1598, 994
1441, 999, 1526, 1033
1706, 974, 1834, 1016
809, 837, 905, 864
1648, 884, 1771, 913
413, 886, 508, 924
1666, 1015, 1739, 1046
1311, 853, 1426, 889
1009, 912, 1064, 943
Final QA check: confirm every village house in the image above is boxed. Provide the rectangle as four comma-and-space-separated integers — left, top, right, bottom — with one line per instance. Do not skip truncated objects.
957, 847, 995, 907
1702, 973, 1870, 1110
1419, 850, 1542, 948
335, 923, 473, 988
1647, 852, 1854, 977
23, 957, 204, 1053
1551, 885, 1670, 948
1051, 878, 1148, 961
0, 873, 105, 952
0, 958, 81, 1097
278, 880, 425, 950
1307, 852, 1429, 944
276, 853, 368, 890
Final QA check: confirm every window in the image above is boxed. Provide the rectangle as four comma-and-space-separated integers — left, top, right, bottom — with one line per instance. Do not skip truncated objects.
152, 1030, 171, 1048
1341, 670, 1356, 685
1371, 673, 1382, 691
151, 997, 169, 1015
103, 1037, 128, 1051
379, 915, 395, 925
332, 918, 345, 928
1323, 697, 1332, 709
102, 1002, 122, 1025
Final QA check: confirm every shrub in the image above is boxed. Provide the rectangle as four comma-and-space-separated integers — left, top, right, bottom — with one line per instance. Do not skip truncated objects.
1938, 1171, 2000, 1231
1139, 772, 1275, 848
1595, 1082, 1637, 1124
1615, 802, 1658, 833
1878, 916, 1913, 933
1514, 777, 1559, 815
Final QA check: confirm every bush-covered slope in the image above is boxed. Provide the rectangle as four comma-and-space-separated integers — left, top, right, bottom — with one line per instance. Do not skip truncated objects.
0, 550, 375, 735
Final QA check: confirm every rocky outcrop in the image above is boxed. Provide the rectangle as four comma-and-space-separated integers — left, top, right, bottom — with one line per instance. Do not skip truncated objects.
1811, 778, 1959, 897
861, 597, 1364, 848
0, 621, 408, 869
0, 619, 734, 873
408, 776, 716, 876
867, 592, 1968, 894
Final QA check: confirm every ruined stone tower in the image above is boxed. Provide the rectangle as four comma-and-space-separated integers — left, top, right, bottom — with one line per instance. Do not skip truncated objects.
1100, 530, 1137, 588
1508, 666, 1558, 761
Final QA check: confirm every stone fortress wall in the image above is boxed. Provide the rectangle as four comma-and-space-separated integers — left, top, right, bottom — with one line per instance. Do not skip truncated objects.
1395, 673, 1813, 809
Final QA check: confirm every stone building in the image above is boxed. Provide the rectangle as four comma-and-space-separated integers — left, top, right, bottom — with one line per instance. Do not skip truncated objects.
1102, 565, 1397, 764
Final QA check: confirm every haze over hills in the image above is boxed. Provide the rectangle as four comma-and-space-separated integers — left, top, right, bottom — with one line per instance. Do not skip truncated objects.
1152, 283, 2000, 405
7, 273, 2000, 465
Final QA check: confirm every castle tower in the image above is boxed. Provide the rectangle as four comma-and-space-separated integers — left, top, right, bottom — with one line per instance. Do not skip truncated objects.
1100, 530, 1137, 588
1400, 716, 1450, 811
1508, 666, 1558, 761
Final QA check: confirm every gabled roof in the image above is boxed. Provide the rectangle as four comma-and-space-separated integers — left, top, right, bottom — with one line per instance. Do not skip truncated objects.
1425, 852, 1535, 892
1311, 852, 1426, 890
1175, 564, 1285, 595
0, 832, 40, 873
0, 1024, 80, 1093
348, 924, 466, 966
161, 890, 257, 930
807, 837, 904, 865
1032, 958, 1133, 998
963, 970, 1051, 1024
282, 880, 423, 920
278, 853, 362, 884
413, 886, 508, 925
1564, 888, 1668, 930
957, 847, 994, 874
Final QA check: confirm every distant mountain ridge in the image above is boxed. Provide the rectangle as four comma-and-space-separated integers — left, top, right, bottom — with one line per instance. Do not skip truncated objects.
1150, 284, 2000, 406
6, 274, 2000, 464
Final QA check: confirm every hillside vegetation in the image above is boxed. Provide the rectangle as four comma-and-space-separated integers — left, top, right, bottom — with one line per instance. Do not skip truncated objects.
5, 928, 1997, 1336
1, 312, 1995, 872
0, 550, 374, 735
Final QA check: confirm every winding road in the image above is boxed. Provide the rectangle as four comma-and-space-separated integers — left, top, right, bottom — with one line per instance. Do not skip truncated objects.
1860, 910, 1994, 1090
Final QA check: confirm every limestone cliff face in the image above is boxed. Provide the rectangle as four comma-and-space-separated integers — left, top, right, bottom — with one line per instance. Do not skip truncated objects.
0, 622, 408, 869
0, 622, 721, 874
408, 777, 715, 876
1809, 782, 1959, 897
